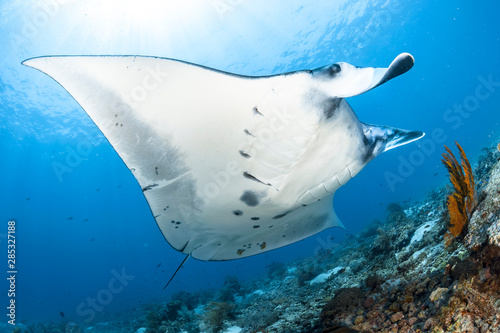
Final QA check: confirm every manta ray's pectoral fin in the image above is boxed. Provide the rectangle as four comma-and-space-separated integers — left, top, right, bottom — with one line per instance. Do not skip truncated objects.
362, 123, 424, 158
312, 53, 414, 98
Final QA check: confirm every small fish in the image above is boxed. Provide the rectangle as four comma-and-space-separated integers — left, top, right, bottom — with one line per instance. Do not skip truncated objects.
89, 238, 95, 242
25, 197, 30, 200
60, 311, 65, 317
67, 217, 73, 220
156, 263, 162, 268
83, 218, 89, 222
434, 172, 438, 176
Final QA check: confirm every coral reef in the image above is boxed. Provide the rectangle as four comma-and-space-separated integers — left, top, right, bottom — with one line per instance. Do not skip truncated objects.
201, 302, 235, 332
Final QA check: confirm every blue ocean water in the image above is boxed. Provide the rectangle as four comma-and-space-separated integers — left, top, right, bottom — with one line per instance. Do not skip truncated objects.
0, 0, 499, 327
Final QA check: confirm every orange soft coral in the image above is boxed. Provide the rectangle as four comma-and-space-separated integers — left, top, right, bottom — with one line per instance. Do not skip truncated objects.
441, 142, 477, 246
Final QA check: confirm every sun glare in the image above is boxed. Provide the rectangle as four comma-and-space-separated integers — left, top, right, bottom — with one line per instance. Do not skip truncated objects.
66, 0, 210, 46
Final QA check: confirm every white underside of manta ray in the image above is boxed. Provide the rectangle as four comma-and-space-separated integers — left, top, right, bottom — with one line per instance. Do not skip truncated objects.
23, 53, 424, 261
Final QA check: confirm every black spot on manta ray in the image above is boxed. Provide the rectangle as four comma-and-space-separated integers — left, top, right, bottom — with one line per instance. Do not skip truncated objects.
251, 217, 260, 220
322, 98, 342, 119
240, 191, 260, 207
142, 183, 158, 192
253, 225, 260, 229
233, 210, 243, 216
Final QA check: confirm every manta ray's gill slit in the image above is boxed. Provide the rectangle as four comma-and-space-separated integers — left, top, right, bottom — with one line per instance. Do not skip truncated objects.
243, 129, 255, 137
252, 106, 263, 116
239, 150, 251, 158
250, 217, 260, 220
253, 225, 260, 228
273, 212, 289, 219
242, 172, 270, 186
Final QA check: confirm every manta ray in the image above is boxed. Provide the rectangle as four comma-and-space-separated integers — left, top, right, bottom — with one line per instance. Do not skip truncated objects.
23, 53, 423, 263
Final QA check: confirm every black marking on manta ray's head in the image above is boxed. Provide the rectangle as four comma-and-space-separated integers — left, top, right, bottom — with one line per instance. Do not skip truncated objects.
322, 98, 342, 119
142, 183, 158, 192
155, 166, 159, 175
239, 150, 251, 158
251, 217, 260, 220
252, 106, 263, 116
233, 210, 243, 216
240, 191, 260, 207
243, 172, 271, 186
253, 225, 260, 229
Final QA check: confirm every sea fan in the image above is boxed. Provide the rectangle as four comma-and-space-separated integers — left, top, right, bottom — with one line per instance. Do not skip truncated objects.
441, 142, 477, 246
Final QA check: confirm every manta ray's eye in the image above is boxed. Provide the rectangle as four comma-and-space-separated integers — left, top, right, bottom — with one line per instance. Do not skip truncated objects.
329, 64, 341, 75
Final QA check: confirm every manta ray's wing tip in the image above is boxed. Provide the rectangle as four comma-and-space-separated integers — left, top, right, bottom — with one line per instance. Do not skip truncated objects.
21, 56, 46, 69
